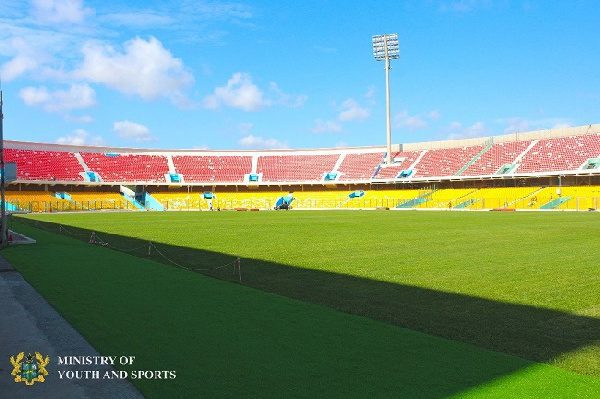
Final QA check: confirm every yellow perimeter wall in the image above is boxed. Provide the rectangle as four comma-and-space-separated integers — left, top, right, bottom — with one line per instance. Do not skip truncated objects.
151, 186, 600, 211
6, 186, 600, 211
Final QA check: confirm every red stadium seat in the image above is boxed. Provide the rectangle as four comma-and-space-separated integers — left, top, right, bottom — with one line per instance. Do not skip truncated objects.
257, 155, 339, 182
413, 146, 484, 177
518, 134, 600, 173
463, 140, 532, 176
173, 155, 251, 182
81, 153, 169, 182
5, 149, 84, 181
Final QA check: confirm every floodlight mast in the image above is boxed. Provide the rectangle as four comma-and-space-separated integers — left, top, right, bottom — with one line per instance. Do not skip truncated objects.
372, 33, 399, 164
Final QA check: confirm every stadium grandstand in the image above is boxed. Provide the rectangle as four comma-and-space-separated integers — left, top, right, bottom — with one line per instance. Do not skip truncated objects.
4, 124, 600, 212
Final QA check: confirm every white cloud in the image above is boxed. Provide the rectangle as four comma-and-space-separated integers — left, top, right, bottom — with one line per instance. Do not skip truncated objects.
311, 119, 342, 134
428, 110, 441, 120
203, 72, 266, 111
447, 121, 487, 139
180, 1, 253, 21
32, 0, 93, 24
0, 36, 43, 81
364, 86, 376, 100
439, 0, 492, 13
393, 109, 440, 130
56, 129, 104, 146
99, 12, 175, 28
238, 122, 254, 134
238, 134, 287, 149
268, 82, 307, 108
19, 83, 96, 112
498, 117, 572, 133
338, 98, 370, 122
0, 22, 82, 82
65, 114, 94, 123
203, 74, 305, 111
395, 111, 428, 130
1, 54, 38, 81
74, 37, 194, 103
113, 120, 153, 142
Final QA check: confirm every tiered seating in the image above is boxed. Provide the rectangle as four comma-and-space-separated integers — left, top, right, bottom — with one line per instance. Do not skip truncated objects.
518, 134, 600, 173
151, 191, 283, 210
81, 153, 169, 182
417, 188, 479, 208
458, 187, 546, 209
68, 192, 129, 210
6, 191, 72, 212
558, 186, 600, 210
463, 140, 532, 176
338, 152, 383, 181
6, 191, 57, 203
172, 155, 251, 182
150, 189, 424, 210
373, 151, 422, 179
5, 149, 84, 181
3, 129, 600, 185
257, 155, 339, 182
413, 145, 483, 177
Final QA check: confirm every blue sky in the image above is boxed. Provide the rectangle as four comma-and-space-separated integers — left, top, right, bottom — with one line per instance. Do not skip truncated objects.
1, 0, 599, 150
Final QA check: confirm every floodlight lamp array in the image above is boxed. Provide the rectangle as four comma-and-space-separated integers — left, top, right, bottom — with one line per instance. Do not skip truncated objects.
372, 33, 399, 61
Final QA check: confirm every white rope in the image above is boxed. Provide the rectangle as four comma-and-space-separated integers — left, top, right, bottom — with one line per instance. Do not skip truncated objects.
46, 221, 243, 282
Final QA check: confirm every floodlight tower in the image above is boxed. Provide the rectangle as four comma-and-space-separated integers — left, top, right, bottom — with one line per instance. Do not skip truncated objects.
372, 33, 399, 165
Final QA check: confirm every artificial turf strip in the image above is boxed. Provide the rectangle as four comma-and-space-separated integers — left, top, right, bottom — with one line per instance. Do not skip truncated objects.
4, 221, 599, 398
16, 211, 600, 378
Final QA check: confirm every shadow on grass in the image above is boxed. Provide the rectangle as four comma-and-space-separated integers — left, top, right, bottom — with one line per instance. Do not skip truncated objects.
17, 217, 600, 381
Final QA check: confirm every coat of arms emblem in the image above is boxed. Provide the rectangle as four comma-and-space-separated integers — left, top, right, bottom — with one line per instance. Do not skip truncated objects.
9, 352, 50, 386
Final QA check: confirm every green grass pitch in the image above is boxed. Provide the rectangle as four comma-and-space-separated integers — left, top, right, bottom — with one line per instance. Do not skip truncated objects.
5, 211, 600, 398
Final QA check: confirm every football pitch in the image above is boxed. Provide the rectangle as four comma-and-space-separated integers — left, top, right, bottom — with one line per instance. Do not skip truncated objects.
5, 211, 600, 398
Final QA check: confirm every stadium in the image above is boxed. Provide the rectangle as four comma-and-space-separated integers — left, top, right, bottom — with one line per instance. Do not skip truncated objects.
1, 2, 600, 399
4, 124, 600, 212
2, 123, 600, 399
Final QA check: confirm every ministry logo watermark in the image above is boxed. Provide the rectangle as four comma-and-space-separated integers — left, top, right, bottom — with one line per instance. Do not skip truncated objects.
56, 355, 176, 380
9, 352, 50, 386
8, 352, 176, 387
